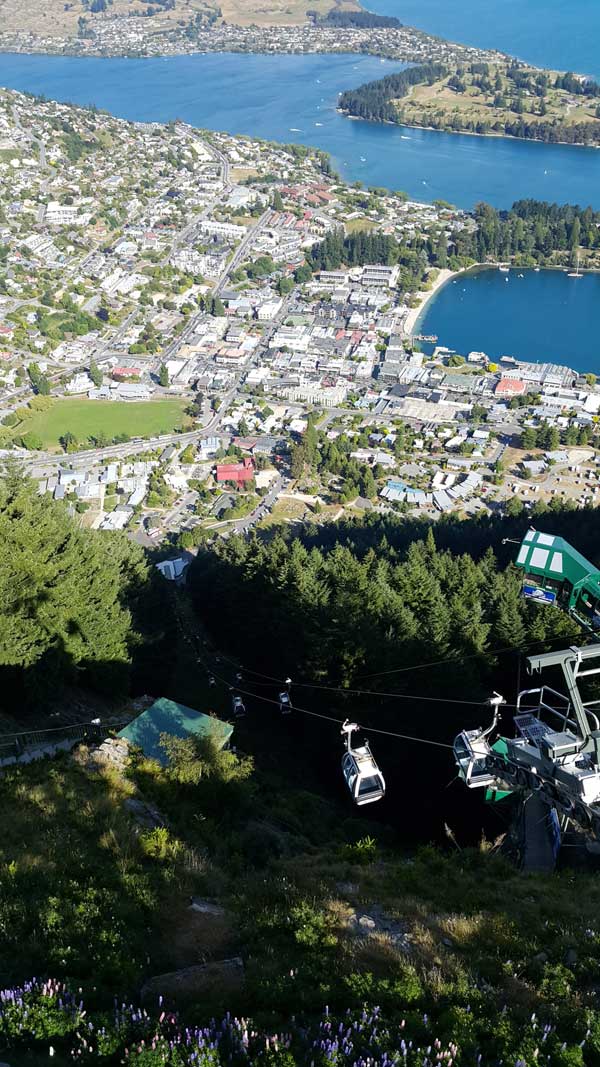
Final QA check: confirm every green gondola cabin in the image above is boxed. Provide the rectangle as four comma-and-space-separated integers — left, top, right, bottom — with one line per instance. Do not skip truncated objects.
515, 528, 600, 632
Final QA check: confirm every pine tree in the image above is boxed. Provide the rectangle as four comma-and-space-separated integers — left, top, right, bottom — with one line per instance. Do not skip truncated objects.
290, 443, 306, 480
89, 360, 103, 387
0, 472, 151, 704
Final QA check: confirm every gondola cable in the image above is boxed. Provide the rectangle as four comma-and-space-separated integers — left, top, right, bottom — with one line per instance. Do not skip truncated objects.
206, 661, 455, 749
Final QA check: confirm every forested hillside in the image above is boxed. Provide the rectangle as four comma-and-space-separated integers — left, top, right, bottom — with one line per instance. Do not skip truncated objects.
5, 487, 600, 1065
0, 471, 173, 713
188, 509, 591, 698
339, 64, 449, 124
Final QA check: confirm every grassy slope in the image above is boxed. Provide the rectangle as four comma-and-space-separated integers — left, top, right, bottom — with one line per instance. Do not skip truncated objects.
4, 623, 600, 1061
17, 397, 191, 449
3, 744, 600, 1060
397, 66, 599, 137
220, 0, 357, 27
0, 0, 359, 33
0, 0, 216, 37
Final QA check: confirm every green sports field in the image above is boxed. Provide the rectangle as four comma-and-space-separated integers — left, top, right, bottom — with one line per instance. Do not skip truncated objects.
21, 398, 192, 449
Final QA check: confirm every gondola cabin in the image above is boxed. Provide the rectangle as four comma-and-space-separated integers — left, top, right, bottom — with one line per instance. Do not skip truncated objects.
514, 529, 600, 632
453, 729, 497, 789
278, 691, 292, 715
342, 745, 386, 805
231, 694, 246, 718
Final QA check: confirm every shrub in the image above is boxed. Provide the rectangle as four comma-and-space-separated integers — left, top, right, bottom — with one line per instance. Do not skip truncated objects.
138, 826, 182, 863
339, 836, 377, 865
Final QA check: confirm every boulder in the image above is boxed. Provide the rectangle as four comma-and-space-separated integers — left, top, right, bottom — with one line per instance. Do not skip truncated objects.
189, 897, 226, 917
88, 736, 130, 771
345, 906, 412, 953
141, 957, 245, 1007
358, 914, 377, 930
124, 796, 165, 829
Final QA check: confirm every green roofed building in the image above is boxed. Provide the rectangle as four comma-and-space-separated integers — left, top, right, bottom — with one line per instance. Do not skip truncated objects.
514, 527, 600, 632
118, 698, 233, 766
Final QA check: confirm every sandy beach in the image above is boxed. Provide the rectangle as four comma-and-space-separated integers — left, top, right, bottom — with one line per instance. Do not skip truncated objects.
403, 267, 456, 336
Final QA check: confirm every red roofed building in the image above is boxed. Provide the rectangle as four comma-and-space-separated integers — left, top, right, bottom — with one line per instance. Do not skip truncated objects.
216, 456, 255, 487
113, 367, 141, 380
495, 377, 526, 397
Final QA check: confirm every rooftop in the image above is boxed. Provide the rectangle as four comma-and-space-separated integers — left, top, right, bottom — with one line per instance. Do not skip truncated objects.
118, 697, 233, 766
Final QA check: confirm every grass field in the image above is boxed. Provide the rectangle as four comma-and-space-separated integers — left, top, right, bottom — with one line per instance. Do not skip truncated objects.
345, 217, 377, 233
20, 398, 192, 450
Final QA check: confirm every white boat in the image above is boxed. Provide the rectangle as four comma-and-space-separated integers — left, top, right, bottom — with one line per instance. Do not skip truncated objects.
315, 122, 323, 127
498, 266, 510, 272
567, 252, 583, 278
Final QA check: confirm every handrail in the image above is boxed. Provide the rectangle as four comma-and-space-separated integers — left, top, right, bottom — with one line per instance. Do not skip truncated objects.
0, 719, 127, 741
0, 720, 129, 751
516, 685, 600, 736
517, 685, 575, 732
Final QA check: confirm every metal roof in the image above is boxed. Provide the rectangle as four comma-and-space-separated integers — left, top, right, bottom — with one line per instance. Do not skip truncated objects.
515, 528, 598, 586
118, 698, 233, 766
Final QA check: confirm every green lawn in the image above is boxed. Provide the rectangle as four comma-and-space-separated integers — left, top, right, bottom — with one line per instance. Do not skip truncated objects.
21, 398, 192, 450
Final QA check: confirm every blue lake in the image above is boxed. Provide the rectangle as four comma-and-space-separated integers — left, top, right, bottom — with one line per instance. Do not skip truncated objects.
369, 0, 600, 81
3, 52, 600, 209
417, 268, 600, 372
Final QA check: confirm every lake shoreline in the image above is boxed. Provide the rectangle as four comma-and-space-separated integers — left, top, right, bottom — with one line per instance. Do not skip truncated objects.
338, 109, 600, 151
403, 268, 456, 336
407, 262, 600, 341
411, 264, 600, 371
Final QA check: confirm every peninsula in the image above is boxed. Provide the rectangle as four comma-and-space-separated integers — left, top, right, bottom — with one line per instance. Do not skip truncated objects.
339, 60, 600, 146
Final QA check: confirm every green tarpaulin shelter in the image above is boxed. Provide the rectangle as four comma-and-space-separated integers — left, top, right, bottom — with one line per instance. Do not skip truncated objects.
118, 697, 233, 766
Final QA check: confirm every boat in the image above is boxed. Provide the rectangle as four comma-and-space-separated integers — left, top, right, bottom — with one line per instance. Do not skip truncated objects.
360, 156, 367, 162
534, 267, 541, 272
498, 265, 509, 272
315, 122, 323, 127
567, 252, 583, 278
